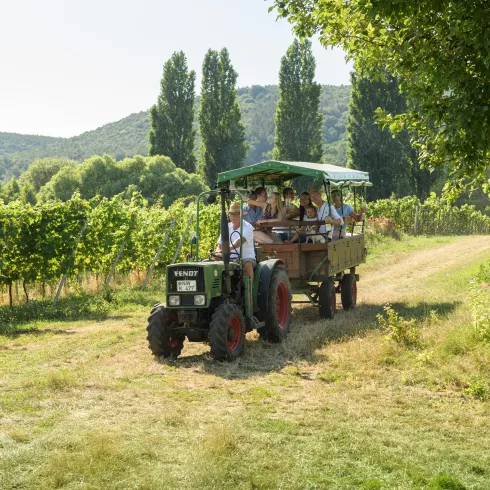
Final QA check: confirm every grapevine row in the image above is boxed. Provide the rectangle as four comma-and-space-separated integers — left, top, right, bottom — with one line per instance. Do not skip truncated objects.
1, 193, 488, 300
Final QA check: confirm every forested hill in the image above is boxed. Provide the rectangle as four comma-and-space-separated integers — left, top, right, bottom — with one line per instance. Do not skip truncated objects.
0, 133, 63, 158
0, 85, 350, 181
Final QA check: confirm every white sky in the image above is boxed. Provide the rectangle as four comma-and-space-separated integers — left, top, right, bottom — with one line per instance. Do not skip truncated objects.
0, 0, 352, 138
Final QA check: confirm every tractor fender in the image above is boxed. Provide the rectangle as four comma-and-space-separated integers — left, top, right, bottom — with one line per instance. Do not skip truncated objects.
254, 259, 286, 319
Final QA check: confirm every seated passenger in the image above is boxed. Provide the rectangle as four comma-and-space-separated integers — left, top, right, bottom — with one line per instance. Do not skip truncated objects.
216, 202, 256, 283
309, 185, 344, 241
282, 187, 300, 219
284, 205, 325, 244
298, 191, 312, 221
331, 190, 367, 239
246, 191, 285, 244
243, 187, 266, 227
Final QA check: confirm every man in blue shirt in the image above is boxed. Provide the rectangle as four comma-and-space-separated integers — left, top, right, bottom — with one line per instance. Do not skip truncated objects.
244, 187, 267, 227
331, 190, 367, 238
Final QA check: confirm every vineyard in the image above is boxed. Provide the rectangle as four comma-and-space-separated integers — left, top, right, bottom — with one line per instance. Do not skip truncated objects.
1, 193, 489, 307
369, 195, 490, 236
0, 193, 220, 306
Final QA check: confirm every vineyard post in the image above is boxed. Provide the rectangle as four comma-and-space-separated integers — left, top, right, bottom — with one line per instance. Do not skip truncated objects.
141, 217, 177, 291
53, 221, 88, 306
414, 205, 419, 235
171, 213, 194, 264
104, 239, 127, 287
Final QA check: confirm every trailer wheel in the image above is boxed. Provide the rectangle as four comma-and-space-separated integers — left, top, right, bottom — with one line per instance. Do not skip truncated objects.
258, 268, 292, 342
146, 304, 184, 359
319, 281, 336, 319
209, 303, 245, 360
341, 274, 357, 310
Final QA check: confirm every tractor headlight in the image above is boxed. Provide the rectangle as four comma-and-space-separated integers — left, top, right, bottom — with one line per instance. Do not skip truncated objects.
194, 295, 206, 306
168, 295, 180, 306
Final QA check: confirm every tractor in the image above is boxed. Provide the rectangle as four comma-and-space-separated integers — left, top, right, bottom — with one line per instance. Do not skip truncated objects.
146, 186, 291, 361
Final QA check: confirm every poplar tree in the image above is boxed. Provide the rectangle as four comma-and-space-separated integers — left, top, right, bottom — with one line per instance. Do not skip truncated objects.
347, 69, 435, 201
149, 51, 196, 173
198, 48, 247, 186
272, 39, 323, 163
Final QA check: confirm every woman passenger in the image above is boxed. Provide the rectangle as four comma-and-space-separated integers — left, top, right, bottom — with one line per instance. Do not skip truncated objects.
246, 191, 285, 244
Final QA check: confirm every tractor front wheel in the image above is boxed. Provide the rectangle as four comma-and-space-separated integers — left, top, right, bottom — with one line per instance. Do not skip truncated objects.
209, 303, 245, 360
146, 304, 184, 359
319, 281, 336, 320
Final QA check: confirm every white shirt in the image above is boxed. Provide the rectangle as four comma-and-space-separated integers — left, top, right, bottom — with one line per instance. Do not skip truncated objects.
304, 216, 326, 243
218, 221, 256, 260
317, 202, 343, 235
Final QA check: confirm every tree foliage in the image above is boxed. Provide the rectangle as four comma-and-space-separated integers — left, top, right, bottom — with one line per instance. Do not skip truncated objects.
19, 157, 76, 192
198, 48, 247, 186
273, 39, 323, 163
24, 155, 208, 208
149, 51, 197, 173
347, 70, 435, 201
271, 0, 490, 196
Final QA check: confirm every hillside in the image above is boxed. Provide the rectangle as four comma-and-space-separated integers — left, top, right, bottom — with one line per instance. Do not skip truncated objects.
0, 85, 350, 182
0, 133, 62, 158
0, 112, 150, 181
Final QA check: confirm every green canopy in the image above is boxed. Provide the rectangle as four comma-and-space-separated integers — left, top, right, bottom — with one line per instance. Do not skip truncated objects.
217, 160, 371, 187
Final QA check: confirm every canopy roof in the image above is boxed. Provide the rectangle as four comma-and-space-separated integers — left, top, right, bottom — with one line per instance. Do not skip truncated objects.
217, 160, 371, 187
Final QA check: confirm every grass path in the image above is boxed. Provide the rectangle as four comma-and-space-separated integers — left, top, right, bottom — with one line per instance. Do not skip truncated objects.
1, 236, 490, 489
361, 235, 490, 303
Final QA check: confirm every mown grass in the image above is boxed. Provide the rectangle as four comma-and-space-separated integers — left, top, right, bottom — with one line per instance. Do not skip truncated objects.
1, 235, 490, 489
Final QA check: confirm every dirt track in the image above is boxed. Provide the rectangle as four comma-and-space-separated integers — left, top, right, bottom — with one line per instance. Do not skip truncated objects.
359, 236, 490, 304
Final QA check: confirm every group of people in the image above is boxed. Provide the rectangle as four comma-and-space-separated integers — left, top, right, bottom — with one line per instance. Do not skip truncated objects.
239, 185, 366, 245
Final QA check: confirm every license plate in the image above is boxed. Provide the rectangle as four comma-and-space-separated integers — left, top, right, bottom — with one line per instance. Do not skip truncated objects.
177, 280, 196, 292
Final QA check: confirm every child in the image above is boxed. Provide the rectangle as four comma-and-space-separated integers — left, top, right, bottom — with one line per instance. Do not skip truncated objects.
284, 205, 326, 244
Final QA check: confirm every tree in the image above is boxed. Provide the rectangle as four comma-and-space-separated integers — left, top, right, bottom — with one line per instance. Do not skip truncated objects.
273, 38, 323, 163
149, 51, 197, 173
198, 48, 248, 186
347, 70, 435, 201
37, 165, 81, 202
2, 178, 21, 203
19, 182, 37, 205
20, 158, 76, 192
271, 0, 490, 197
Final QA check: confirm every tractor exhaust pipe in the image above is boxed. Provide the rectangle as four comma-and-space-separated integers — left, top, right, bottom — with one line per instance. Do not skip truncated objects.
220, 189, 231, 295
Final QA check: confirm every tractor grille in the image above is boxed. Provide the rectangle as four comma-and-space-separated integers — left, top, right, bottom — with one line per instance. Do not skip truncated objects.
167, 266, 205, 293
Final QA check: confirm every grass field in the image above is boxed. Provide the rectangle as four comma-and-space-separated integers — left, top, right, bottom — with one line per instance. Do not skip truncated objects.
1, 235, 490, 489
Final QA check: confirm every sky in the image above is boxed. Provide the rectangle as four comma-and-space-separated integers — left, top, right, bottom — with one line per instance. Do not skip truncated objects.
0, 0, 352, 138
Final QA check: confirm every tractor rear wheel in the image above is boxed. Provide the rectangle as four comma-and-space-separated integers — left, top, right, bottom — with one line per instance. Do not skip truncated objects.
341, 274, 357, 310
258, 268, 292, 342
209, 303, 245, 360
319, 281, 336, 319
146, 304, 184, 359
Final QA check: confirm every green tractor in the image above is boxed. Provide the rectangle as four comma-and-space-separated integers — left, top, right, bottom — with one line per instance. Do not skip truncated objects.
146, 186, 292, 361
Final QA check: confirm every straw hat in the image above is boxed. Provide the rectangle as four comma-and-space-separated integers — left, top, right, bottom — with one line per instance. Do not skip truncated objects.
227, 202, 247, 214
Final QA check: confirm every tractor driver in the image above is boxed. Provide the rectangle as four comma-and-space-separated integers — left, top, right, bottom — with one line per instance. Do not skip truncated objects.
216, 201, 256, 284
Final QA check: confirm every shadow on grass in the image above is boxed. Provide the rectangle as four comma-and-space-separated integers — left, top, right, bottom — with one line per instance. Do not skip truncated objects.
156, 299, 461, 380
2, 327, 77, 338
0, 294, 110, 332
